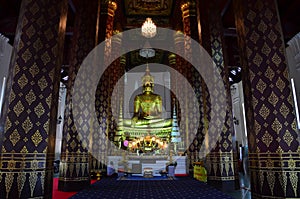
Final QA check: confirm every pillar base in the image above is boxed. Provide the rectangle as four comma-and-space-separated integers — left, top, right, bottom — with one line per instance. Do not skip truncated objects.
58, 179, 90, 192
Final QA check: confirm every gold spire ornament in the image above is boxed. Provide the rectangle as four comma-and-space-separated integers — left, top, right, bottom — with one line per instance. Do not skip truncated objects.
142, 65, 154, 87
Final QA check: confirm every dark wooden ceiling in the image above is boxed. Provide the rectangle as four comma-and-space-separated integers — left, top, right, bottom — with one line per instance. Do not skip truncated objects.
0, 0, 299, 83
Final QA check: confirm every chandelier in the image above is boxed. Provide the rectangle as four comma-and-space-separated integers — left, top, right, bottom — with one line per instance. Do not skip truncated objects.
141, 18, 157, 38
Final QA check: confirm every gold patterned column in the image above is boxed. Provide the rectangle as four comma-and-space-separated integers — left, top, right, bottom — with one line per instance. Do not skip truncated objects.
181, 0, 207, 174
234, 0, 300, 198
197, 0, 238, 190
0, 0, 68, 198
92, 0, 117, 173
58, 0, 99, 192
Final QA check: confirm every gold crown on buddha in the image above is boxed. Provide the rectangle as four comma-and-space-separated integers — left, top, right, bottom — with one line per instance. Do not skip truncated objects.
142, 65, 154, 86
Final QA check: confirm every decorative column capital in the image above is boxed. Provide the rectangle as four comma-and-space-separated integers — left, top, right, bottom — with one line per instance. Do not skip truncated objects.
120, 55, 126, 66
168, 53, 176, 65
101, 1, 117, 17
108, 1, 117, 16
174, 30, 184, 45
112, 30, 122, 43
181, 1, 196, 19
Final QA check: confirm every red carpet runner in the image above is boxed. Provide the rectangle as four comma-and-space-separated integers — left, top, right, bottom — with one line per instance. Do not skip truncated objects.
53, 178, 97, 199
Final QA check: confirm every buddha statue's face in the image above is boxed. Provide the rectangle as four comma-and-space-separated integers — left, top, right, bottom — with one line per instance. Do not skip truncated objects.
143, 82, 153, 93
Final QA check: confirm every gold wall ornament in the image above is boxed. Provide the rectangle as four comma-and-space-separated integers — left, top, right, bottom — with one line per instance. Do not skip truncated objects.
25, 89, 37, 105
268, 91, 278, 105
275, 77, 285, 92
9, 130, 20, 146
18, 74, 28, 89
271, 118, 282, 132
17, 172, 26, 198
125, 0, 172, 16
289, 172, 298, 197
279, 103, 289, 118
37, 76, 48, 91
288, 158, 296, 170
21, 49, 32, 63
262, 131, 273, 147
29, 63, 39, 77
29, 172, 38, 197
283, 131, 294, 147
256, 79, 267, 94
253, 53, 263, 66
5, 173, 14, 198
31, 130, 43, 147
266, 172, 275, 195
22, 117, 33, 133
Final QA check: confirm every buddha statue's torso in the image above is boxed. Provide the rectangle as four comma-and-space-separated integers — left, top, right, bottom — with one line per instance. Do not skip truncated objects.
135, 93, 162, 120
122, 66, 172, 128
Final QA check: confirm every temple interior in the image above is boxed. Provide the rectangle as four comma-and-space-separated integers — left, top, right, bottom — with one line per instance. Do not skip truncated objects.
0, 0, 300, 198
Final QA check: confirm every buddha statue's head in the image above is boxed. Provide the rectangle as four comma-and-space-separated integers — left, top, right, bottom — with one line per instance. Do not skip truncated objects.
142, 66, 154, 93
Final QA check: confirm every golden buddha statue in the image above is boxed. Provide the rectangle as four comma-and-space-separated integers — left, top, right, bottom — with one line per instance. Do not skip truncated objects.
123, 66, 172, 129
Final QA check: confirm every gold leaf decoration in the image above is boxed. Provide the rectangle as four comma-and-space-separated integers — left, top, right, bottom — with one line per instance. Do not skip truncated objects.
18, 74, 28, 89
5, 173, 14, 199
262, 43, 272, 58
17, 172, 26, 198
34, 103, 45, 118
31, 130, 42, 147
268, 91, 278, 106
7, 159, 16, 171
14, 101, 24, 117
41, 52, 51, 65
259, 104, 270, 120
253, 54, 263, 67
25, 89, 36, 105
26, 25, 36, 38
276, 77, 285, 92
262, 131, 273, 147
9, 130, 20, 146
22, 117, 33, 134
29, 172, 38, 197
29, 63, 40, 77
267, 172, 275, 195
38, 76, 48, 91
256, 79, 266, 94
289, 172, 298, 197
21, 49, 32, 63
271, 118, 282, 133
33, 38, 43, 52
288, 158, 296, 170
279, 103, 289, 118
283, 131, 293, 147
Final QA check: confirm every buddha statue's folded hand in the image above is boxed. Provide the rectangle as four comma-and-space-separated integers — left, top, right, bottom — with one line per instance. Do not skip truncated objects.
131, 116, 138, 127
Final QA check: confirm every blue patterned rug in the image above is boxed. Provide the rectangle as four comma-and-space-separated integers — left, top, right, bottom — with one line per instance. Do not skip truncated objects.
70, 177, 234, 199
117, 176, 176, 181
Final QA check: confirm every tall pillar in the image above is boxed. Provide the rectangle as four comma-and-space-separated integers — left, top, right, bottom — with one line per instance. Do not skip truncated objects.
92, 0, 117, 172
234, 0, 300, 198
58, 0, 99, 192
198, 0, 238, 190
94, 28, 123, 172
181, 0, 206, 173
0, 0, 67, 198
